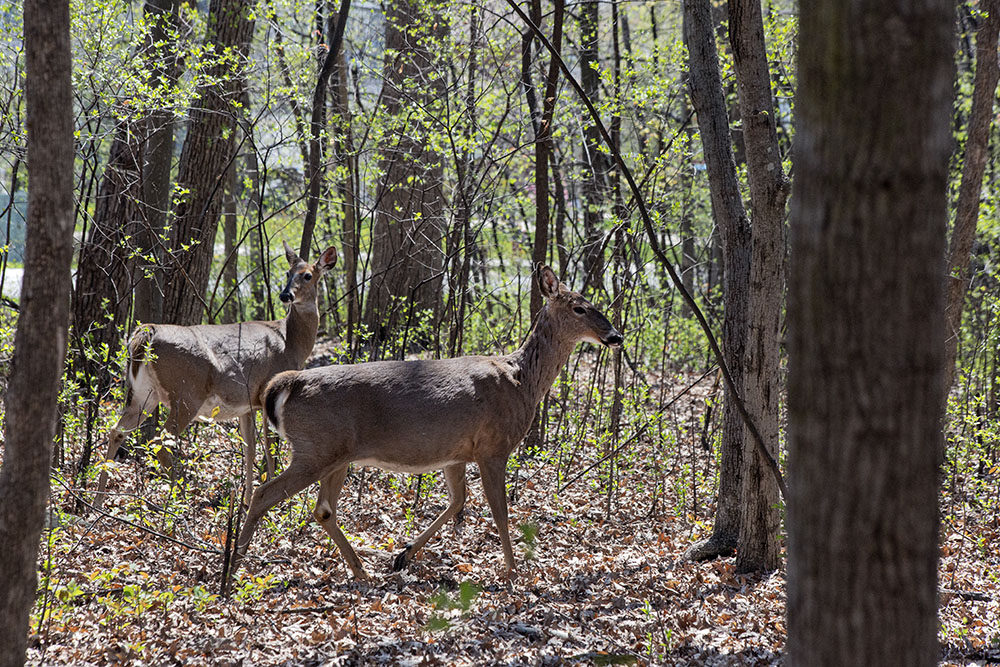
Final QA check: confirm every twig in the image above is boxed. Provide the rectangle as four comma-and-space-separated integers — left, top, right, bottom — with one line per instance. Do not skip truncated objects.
558, 365, 717, 495
51, 476, 223, 555
506, 0, 787, 499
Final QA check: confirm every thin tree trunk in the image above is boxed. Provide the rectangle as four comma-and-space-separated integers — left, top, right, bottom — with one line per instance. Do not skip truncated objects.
299, 0, 351, 259
729, 0, 788, 574
134, 0, 180, 327
529, 0, 564, 320
0, 0, 74, 662
943, 0, 1000, 396
786, 1, 953, 664
680, 0, 751, 562
333, 48, 360, 347
579, 0, 606, 294
161, 0, 254, 325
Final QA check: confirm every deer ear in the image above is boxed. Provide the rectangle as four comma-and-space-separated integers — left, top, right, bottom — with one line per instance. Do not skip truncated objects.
283, 240, 300, 266
318, 246, 338, 271
538, 265, 560, 299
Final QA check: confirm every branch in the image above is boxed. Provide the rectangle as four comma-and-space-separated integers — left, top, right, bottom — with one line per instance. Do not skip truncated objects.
506, 0, 787, 498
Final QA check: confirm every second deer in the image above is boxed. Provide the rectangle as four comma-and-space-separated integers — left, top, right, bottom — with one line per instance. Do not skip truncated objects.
93, 242, 338, 509
227, 266, 623, 584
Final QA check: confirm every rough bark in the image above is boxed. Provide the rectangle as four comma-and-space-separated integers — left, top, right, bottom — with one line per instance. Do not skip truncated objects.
134, 0, 181, 326
729, 0, 788, 574
580, 0, 606, 293
0, 0, 75, 663
680, 0, 751, 562
365, 0, 448, 343
786, 2, 953, 665
71, 123, 144, 390
161, 0, 254, 325
528, 0, 565, 320
943, 0, 1000, 396
298, 0, 351, 260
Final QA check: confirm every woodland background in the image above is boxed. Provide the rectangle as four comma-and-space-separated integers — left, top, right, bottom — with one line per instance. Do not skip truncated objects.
0, 0, 998, 664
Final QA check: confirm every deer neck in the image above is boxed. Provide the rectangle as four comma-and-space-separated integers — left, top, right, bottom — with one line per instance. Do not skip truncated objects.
512, 306, 576, 408
284, 300, 320, 366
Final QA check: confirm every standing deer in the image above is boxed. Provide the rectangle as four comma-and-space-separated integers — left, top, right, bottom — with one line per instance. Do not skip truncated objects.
227, 266, 623, 584
93, 242, 338, 509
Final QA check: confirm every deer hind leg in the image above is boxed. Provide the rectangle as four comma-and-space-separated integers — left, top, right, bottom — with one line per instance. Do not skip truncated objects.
262, 417, 276, 480
229, 454, 331, 586
93, 385, 159, 509
313, 466, 370, 580
238, 412, 257, 508
478, 456, 516, 575
157, 398, 198, 480
392, 463, 468, 572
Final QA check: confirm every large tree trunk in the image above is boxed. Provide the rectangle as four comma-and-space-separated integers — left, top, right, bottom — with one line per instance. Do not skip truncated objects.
161, 0, 254, 326
943, 0, 1000, 395
0, 0, 75, 662
71, 123, 143, 388
680, 0, 751, 562
729, 0, 788, 574
786, 1, 953, 665
365, 0, 448, 344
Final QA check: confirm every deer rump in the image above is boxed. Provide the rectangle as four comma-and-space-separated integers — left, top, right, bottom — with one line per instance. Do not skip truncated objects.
263, 357, 530, 474
130, 320, 291, 422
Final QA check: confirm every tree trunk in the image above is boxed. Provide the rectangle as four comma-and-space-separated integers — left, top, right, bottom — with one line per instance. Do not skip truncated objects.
365, 0, 448, 344
134, 0, 181, 327
0, 0, 74, 663
580, 0, 606, 294
729, 0, 788, 574
161, 0, 254, 325
786, 1, 953, 664
943, 0, 1000, 396
333, 48, 360, 349
680, 0, 751, 562
528, 0, 564, 320
71, 123, 143, 389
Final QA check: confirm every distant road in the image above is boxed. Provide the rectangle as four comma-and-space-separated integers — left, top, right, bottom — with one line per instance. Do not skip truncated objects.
2, 267, 22, 300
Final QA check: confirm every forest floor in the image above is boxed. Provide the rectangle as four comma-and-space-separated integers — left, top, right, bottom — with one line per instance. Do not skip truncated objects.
11, 353, 1000, 666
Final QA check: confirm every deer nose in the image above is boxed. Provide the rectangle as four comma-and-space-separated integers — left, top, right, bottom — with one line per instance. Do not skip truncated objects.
279, 288, 294, 303
603, 330, 624, 348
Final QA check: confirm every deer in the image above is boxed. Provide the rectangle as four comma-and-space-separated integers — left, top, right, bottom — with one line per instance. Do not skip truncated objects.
225, 266, 623, 586
93, 242, 339, 510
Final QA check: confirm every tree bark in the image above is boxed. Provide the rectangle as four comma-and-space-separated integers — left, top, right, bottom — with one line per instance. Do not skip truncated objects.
943, 0, 1000, 396
729, 0, 788, 574
528, 0, 564, 320
134, 0, 181, 327
161, 0, 254, 325
0, 0, 75, 663
680, 0, 751, 562
365, 0, 448, 343
71, 123, 143, 390
579, 0, 606, 293
786, 1, 953, 665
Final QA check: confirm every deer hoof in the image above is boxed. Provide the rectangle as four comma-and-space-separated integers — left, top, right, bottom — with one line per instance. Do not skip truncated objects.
392, 544, 413, 572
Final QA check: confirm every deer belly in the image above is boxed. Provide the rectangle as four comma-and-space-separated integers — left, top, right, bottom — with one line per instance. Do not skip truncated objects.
195, 395, 249, 422
352, 456, 462, 474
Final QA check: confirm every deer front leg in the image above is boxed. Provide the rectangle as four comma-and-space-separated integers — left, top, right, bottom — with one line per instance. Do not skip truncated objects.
478, 456, 516, 576
93, 393, 150, 510
392, 463, 467, 572
314, 466, 370, 580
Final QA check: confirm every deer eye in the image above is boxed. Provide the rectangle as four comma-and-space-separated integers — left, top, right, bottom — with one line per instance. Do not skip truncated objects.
302, 272, 313, 282
573, 306, 586, 315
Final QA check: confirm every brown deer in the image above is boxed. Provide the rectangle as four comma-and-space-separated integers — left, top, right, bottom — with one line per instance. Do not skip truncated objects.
93, 242, 338, 509
227, 266, 623, 584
